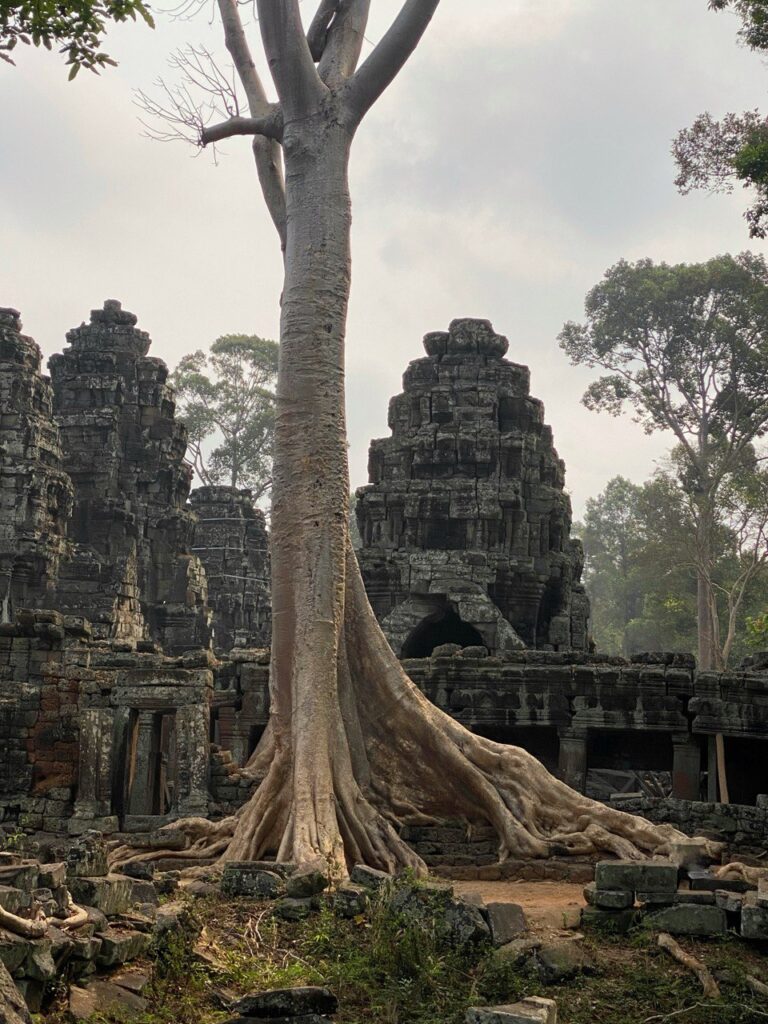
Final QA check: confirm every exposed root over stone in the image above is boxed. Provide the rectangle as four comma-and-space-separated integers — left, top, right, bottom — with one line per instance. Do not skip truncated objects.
110, 545, 723, 877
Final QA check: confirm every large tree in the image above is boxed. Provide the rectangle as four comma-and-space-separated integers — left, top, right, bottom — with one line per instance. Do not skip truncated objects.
0, 0, 153, 75
115, 0, 716, 877
561, 254, 768, 673
172, 334, 278, 501
580, 472, 768, 665
673, 1, 768, 235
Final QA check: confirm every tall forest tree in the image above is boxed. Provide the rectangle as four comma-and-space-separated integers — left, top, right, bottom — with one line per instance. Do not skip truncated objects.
172, 334, 278, 501
560, 254, 768, 673
580, 473, 768, 664
116, 0, 718, 876
674, 1, 768, 235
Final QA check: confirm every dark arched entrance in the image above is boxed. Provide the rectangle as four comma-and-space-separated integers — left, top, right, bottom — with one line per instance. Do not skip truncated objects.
401, 607, 484, 658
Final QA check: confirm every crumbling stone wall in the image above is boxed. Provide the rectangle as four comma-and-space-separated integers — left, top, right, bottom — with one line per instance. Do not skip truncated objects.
0, 309, 73, 623
0, 608, 214, 835
48, 301, 210, 653
189, 486, 271, 653
356, 318, 590, 656
610, 795, 768, 860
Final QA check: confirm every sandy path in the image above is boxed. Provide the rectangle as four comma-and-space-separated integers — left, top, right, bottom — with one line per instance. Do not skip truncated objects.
453, 879, 585, 936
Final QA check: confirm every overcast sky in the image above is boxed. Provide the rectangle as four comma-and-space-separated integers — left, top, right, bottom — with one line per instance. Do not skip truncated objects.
3, 0, 766, 517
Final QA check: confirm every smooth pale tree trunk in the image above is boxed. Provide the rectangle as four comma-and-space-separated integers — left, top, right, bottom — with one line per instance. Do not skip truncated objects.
695, 500, 730, 803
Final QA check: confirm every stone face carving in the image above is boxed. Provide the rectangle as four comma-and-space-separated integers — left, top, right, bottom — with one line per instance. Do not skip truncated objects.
0, 309, 73, 623
189, 486, 271, 654
47, 301, 210, 653
356, 318, 590, 656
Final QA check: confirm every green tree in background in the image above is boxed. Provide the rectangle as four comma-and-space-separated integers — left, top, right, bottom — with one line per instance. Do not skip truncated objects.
579, 471, 768, 666
673, 1, 768, 235
0, 0, 153, 75
561, 254, 768, 670
172, 334, 278, 502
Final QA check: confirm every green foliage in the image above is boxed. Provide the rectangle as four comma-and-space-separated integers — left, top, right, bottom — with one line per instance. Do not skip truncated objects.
562, 255, 768, 665
580, 472, 768, 662
172, 334, 278, 500
709, 0, 768, 52
0, 0, 154, 74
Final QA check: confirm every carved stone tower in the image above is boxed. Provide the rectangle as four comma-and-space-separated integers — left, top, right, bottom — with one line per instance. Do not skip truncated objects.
0, 308, 73, 621
48, 300, 210, 652
356, 318, 589, 656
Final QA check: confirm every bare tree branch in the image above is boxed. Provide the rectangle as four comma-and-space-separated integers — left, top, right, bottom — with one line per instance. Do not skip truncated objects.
201, 106, 283, 144
256, 0, 324, 116
218, 0, 287, 247
344, 0, 440, 122
318, 0, 370, 87
307, 0, 339, 60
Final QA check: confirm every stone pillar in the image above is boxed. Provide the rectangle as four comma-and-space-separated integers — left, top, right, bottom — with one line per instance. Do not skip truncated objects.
175, 704, 211, 817
69, 708, 119, 834
672, 733, 702, 801
558, 728, 588, 794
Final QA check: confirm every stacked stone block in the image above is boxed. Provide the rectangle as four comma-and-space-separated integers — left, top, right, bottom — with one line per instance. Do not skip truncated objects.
189, 485, 271, 653
582, 854, 768, 940
357, 318, 590, 655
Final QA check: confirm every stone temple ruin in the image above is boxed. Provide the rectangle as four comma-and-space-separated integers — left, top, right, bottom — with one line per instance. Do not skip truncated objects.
0, 304, 767, 860
356, 318, 589, 658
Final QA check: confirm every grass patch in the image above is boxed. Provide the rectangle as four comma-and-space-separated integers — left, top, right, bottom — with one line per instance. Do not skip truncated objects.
43, 879, 768, 1024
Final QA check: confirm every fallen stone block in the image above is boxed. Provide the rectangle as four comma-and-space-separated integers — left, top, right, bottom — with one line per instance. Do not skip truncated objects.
37, 863, 66, 889
643, 904, 726, 937
443, 898, 491, 946
230, 986, 338, 1018
687, 869, 751, 894
0, 959, 30, 1024
94, 927, 152, 968
285, 864, 330, 899
69, 875, 133, 916
536, 938, 595, 984
12, 979, 43, 1014
69, 979, 148, 1021
741, 897, 768, 940
0, 864, 38, 893
65, 833, 108, 878
595, 860, 677, 894
584, 883, 633, 910
333, 883, 369, 919
22, 938, 55, 982
0, 887, 30, 915
153, 900, 200, 941
221, 864, 285, 899
127, 879, 159, 906
758, 878, 768, 909
715, 890, 744, 914
349, 864, 390, 892
466, 996, 557, 1024
0, 931, 31, 974
486, 902, 527, 946
492, 936, 541, 965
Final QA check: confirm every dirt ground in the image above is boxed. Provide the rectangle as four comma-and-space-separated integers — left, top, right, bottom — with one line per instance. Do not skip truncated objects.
453, 879, 585, 937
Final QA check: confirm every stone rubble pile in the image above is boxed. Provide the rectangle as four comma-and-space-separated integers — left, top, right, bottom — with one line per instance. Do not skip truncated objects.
582, 846, 768, 940
0, 831, 191, 1018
